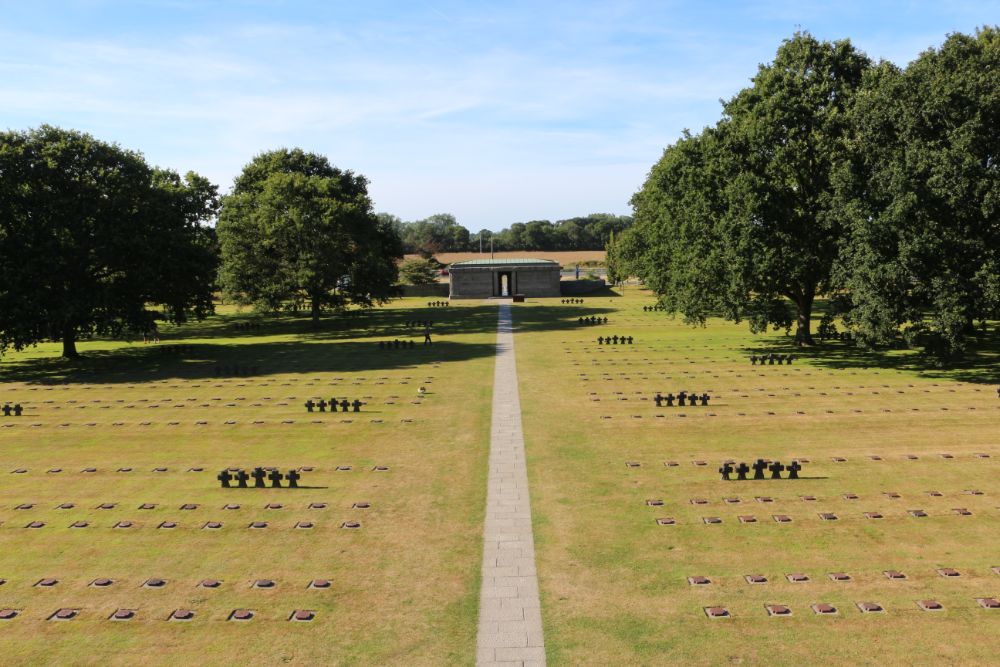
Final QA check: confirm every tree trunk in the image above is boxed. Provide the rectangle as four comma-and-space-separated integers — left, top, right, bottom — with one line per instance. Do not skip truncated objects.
62, 325, 79, 359
794, 291, 815, 346
310, 295, 321, 325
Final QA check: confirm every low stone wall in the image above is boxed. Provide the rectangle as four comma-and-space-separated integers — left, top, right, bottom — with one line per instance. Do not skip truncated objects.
399, 283, 450, 297
560, 278, 606, 295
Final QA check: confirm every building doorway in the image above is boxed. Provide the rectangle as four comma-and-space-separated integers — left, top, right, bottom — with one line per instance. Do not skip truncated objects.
497, 271, 513, 297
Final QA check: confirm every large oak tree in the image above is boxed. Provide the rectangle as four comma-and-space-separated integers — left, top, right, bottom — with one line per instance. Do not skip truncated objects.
620, 33, 871, 344
217, 149, 402, 322
0, 125, 219, 358
840, 28, 1000, 359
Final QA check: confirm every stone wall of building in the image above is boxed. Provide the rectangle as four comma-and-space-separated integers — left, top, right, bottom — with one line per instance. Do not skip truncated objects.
449, 268, 495, 298
449, 264, 562, 299
514, 266, 561, 297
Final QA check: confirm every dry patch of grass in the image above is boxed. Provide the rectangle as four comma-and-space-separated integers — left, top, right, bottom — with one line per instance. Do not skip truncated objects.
406, 251, 606, 265
514, 289, 1000, 665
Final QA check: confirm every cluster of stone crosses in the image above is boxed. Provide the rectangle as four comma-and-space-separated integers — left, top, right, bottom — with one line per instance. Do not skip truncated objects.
214, 364, 259, 376
750, 354, 795, 365
232, 322, 262, 332
561, 298, 583, 304
654, 392, 710, 407
304, 398, 363, 412
217, 467, 303, 488
378, 339, 416, 349
578, 316, 608, 325
597, 335, 633, 345
2, 403, 24, 417
719, 458, 804, 480
642, 305, 666, 311
426, 301, 449, 307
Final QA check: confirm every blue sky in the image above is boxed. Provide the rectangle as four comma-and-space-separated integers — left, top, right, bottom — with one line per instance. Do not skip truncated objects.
1, 1, 995, 229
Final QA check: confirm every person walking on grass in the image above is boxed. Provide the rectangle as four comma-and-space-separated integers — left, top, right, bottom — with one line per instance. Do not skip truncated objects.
423, 324, 432, 345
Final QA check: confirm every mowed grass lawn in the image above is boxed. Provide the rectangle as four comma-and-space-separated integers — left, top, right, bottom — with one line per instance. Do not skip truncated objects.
0, 299, 499, 666
515, 289, 1000, 665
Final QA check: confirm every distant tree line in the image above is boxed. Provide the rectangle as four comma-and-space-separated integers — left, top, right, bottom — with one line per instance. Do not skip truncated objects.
610, 29, 1000, 361
380, 212, 632, 257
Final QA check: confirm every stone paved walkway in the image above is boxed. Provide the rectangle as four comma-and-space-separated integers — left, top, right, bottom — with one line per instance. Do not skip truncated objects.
476, 303, 546, 666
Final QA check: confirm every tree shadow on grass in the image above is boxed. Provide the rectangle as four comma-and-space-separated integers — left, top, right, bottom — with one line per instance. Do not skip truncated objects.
0, 301, 618, 385
744, 333, 1000, 386
0, 340, 499, 385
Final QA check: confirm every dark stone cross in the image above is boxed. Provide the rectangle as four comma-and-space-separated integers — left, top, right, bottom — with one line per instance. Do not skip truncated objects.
677, 392, 687, 407
768, 461, 784, 479
352, 399, 362, 412
217, 470, 233, 488
627, 336, 633, 344
13, 404, 22, 416
611, 335, 619, 344
752, 459, 767, 480
268, 469, 284, 487
719, 462, 734, 481
787, 461, 802, 479
304, 400, 315, 412
340, 399, 349, 412
654, 394, 663, 407
235, 469, 250, 488
317, 400, 327, 412
786, 355, 795, 365
665, 393, 675, 407
700, 393, 710, 406
251, 467, 267, 488
735, 462, 750, 480
286, 469, 300, 488
750, 355, 757, 365
1, 405, 10, 417
597, 337, 603, 345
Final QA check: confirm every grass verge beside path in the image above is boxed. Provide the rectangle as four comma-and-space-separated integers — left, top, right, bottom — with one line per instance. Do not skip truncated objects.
0, 299, 494, 666
515, 289, 1000, 665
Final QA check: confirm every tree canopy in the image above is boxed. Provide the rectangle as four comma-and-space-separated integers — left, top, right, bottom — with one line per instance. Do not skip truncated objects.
399, 258, 441, 285
617, 32, 871, 345
615, 28, 1000, 359
217, 148, 402, 322
839, 28, 1000, 359
0, 125, 219, 358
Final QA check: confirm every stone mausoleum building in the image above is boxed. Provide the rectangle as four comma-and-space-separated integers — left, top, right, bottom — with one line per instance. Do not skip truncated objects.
448, 258, 561, 299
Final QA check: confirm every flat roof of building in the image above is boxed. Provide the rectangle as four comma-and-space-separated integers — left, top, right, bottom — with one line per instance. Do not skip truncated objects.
449, 258, 560, 267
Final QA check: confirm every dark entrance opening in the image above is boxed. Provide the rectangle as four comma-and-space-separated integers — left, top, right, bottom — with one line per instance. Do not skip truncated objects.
496, 271, 513, 297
